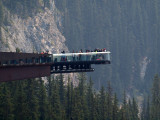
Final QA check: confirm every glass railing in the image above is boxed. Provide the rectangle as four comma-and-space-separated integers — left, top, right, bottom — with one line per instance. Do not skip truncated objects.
0, 52, 110, 66
52, 52, 111, 62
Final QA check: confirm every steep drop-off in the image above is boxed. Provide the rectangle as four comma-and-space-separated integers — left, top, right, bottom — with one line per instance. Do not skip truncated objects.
0, 0, 68, 53
55, 0, 160, 98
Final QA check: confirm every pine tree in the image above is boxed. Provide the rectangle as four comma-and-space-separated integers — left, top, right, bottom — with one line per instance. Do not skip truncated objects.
66, 76, 72, 120
128, 99, 132, 120
146, 97, 150, 120
141, 99, 146, 120
131, 97, 139, 120
86, 77, 94, 120
46, 76, 53, 101
112, 93, 119, 120
51, 76, 63, 120
43, 0, 50, 8
0, 0, 3, 41
99, 86, 107, 120
59, 74, 65, 106
13, 81, 27, 120
71, 88, 83, 120
106, 81, 113, 120
25, 79, 39, 120
38, 78, 48, 120
46, 76, 54, 120
71, 73, 89, 120
151, 74, 160, 119
0, 83, 14, 120
78, 73, 86, 96
0, 0, 3, 26
119, 91, 127, 120
92, 90, 99, 120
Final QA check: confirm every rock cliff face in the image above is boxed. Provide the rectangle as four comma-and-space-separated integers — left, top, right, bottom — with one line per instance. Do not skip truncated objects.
0, 0, 68, 54
0, 0, 79, 84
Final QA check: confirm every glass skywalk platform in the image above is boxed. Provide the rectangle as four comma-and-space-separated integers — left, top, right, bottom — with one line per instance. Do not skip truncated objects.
52, 51, 111, 63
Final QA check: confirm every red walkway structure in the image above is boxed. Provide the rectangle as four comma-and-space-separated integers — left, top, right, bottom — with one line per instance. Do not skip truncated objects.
0, 51, 111, 82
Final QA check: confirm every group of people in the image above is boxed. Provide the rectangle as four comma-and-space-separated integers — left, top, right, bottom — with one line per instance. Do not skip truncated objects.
40, 50, 49, 54
61, 48, 107, 54
86, 48, 107, 52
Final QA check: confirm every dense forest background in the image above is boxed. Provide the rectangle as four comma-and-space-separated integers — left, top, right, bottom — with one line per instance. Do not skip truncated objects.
1, 0, 160, 119
0, 0, 160, 98
54, 0, 160, 98
1, 74, 160, 120
0, 0, 50, 40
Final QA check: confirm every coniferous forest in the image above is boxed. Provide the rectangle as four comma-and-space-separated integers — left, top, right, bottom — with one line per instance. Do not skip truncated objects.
0, 74, 139, 120
54, 0, 160, 98
0, 0, 160, 97
1, 0, 160, 119
0, 74, 160, 120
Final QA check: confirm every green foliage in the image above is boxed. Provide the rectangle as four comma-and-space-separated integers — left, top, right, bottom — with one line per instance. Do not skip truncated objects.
16, 47, 21, 53
59, 74, 65, 105
0, 0, 3, 41
0, 0, 3, 26
0, 83, 14, 120
13, 81, 27, 120
141, 74, 160, 120
25, 79, 39, 120
151, 74, 160, 119
0, 74, 142, 120
55, 0, 160, 99
38, 78, 48, 120
112, 93, 119, 120
2, 0, 50, 18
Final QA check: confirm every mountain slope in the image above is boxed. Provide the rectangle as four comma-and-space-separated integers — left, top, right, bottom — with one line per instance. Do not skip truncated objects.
55, 0, 160, 97
0, 0, 68, 53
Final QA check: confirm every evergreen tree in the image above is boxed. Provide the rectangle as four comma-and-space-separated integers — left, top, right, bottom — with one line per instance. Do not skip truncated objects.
25, 79, 39, 120
86, 77, 94, 120
119, 91, 127, 120
0, 83, 14, 120
0, 0, 3, 41
112, 93, 119, 120
46, 76, 54, 120
78, 73, 86, 96
43, 0, 50, 8
145, 97, 150, 120
59, 74, 65, 105
99, 86, 107, 120
51, 76, 63, 120
126, 99, 131, 120
38, 78, 48, 120
151, 74, 160, 119
13, 81, 27, 120
141, 99, 146, 120
46, 76, 53, 101
131, 97, 139, 120
71, 73, 88, 120
71, 87, 83, 120
58, 74, 66, 120
66, 76, 72, 120
0, 0, 3, 26
106, 81, 113, 120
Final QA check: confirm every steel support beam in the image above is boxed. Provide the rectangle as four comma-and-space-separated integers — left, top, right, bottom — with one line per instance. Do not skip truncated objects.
0, 64, 51, 82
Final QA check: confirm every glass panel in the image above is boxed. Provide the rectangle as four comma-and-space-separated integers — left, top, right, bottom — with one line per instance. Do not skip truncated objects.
86, 54, 91, 61
67, 55, 73, 61
106, 53, 110, 61
91, 53, 96, 61
52, 52, 110, 62
53, 56, 60, 62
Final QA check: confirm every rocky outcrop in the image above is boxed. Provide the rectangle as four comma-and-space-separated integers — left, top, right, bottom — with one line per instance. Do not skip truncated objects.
0, 0, 79, 85
0, 0, 68, 54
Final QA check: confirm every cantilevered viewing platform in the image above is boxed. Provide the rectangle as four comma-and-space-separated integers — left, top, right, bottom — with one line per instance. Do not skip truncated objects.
0, 51, 111, 82
51, 51, 111, 73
